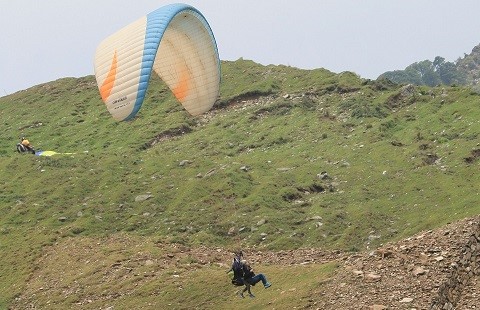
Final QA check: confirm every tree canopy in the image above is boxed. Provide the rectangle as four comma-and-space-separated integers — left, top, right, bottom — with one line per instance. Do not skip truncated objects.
380, 56, 465, 86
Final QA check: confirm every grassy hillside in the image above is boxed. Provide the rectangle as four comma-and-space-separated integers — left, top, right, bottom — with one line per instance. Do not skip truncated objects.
1, 59, 479, 308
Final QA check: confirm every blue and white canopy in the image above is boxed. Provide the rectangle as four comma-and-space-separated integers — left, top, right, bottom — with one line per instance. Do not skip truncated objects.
94, 3, 221, 121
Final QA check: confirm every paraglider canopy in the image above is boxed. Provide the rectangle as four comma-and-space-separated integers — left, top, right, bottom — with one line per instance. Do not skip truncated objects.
94, 3, 221, 121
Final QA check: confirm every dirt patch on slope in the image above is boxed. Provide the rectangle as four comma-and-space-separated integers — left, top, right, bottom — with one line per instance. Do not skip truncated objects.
310, 216, 479, 309
11, 216, 479, 309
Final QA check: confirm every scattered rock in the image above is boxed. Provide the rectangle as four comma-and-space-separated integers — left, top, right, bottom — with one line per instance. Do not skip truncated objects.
399, 297, 414, 303
135, 194, 152, 202
256, 219, 266, 226
313, 216, 479, 310
179, 160, 191, 166
419, 253, 429, 263
317, 171, 330, 180
365, 273, 381, 282
413, 266, 427, 276
400, 84, 415, 97
352, 270, 364, 276
204, 169, 216, 177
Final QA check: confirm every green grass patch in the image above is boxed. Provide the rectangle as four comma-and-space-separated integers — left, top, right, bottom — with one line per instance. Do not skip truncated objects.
0, 60, 479, 308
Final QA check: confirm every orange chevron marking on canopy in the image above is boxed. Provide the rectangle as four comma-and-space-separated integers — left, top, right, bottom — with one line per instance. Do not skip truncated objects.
172, 68, 191, 101
100, 51, 118, 102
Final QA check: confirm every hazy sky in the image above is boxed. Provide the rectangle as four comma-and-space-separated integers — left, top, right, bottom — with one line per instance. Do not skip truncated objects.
2, 0, 480, 95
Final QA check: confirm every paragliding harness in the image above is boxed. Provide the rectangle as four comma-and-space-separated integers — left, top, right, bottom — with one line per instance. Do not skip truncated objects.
231, 258, 245, 286
231, 259, 256, 287
16, 142, 35, 154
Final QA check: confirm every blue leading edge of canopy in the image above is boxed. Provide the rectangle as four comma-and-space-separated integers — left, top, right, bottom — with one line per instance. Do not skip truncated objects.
124, 3, 221, 121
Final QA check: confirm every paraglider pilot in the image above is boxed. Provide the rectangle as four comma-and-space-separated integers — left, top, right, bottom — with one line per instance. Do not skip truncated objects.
227, 250, 272, 298
17, 137, 35, 154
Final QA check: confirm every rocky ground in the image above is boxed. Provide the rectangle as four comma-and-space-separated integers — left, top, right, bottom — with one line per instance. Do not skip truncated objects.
217, 215, 479, 309
307, 216, 480, 309
168, 215, 480, 309
12, 216, 479, 309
